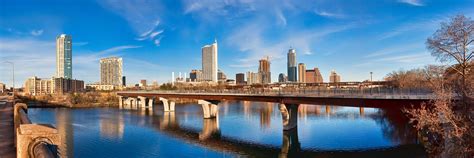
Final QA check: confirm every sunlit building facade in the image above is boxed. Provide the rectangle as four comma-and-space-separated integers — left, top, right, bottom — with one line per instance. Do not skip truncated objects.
305, 68, 324, 83
298, 63, 306, 83
258, 57, 271, 84
202, 40, 218, 82
100, 57, 123, 86
329, 70, 341, 83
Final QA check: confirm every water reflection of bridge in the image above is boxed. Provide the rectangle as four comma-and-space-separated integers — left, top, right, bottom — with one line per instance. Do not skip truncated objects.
114, 103, 425, 157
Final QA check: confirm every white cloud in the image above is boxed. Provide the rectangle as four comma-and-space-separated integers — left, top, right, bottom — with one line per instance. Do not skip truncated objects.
398, 0, 424, 6
275, 8, 287, 26
101, 45, 142, 54
74, 42, 89, 46
365, 43, 423, 58
376, 53, 432, 63
314, 10, 344, 19
30, 29, 44, 36
98, 0, 164, 46
0, 38, 56, 87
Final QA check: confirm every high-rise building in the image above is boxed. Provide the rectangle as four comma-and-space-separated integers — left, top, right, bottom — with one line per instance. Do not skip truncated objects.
278, 73, 288, 83
202, 40, 218, 82
329, 70, 341, 83
140, 80, 147, 87
56, 34, 73, 79
258, 56, 271, 84
246, 71, 261, 85
189, 69, 203, 82
298, 63, 306, 83
100, 57, 123, 86
305, 68, 324, 83
287, 48, 297, 82
122, 76, 126, 86
236, 73, 245, 85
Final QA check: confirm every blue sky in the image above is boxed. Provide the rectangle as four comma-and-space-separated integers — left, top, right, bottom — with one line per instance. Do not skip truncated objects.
0, 0, 473, 87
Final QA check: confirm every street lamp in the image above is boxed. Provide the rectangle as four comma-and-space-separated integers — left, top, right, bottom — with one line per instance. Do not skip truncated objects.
3, 61, 14, 104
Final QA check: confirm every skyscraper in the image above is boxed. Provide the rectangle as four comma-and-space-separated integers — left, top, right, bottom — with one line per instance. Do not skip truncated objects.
56, 34, 72, 79
258, 56, 271, 84
298, 63, 306, 83
100, 57, 123, 86
329, 70, 341, 83
236, 73, 245, 85
287, 48, 297, 82
202, 40, 218, 82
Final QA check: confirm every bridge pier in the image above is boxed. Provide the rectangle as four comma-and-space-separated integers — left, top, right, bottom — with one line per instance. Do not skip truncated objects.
199, 115, 220, 140
159, 97, 175, 112
148, 98, 154, 109
118, 96, 123, 109
279, 104, 299, 131
138, 96, 147, 109
198, 100, 219, 119
279, 128, 301, 158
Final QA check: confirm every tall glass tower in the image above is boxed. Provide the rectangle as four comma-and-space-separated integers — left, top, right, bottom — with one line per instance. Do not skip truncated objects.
287, 48, 297, 82
56, 34, 72, 79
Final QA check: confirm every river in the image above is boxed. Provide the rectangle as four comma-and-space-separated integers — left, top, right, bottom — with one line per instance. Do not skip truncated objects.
28, 101, 426, 157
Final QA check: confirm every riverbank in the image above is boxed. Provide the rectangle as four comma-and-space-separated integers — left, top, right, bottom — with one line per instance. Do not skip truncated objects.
18, 92, 119, 108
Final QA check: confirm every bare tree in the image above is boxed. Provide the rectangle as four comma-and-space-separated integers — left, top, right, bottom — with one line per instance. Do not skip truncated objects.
427, 14, 474, 103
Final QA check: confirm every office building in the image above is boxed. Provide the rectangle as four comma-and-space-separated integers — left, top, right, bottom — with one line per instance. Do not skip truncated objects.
305, 68, 324, 83
122, 76, 126, 86
329, 70, 341, 83
298, 63, 306, 83
100, 57, 123, 86
246, 71, 261, 85
202, 40, 218, 82
287, 48, 297, 82
140, 80, 147, 87
190, 69, 203, 82
24, 76, 84, 96
236, 73, 245, 85
24, 77, 53, 96
258, 56, 271, 84
56, 34, 73, 79
278, 73, 287, 83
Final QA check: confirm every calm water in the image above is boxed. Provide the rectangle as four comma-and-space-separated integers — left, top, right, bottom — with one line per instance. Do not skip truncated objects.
28, 101, 426, 157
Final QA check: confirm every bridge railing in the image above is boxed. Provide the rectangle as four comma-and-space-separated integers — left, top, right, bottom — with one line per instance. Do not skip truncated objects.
130, 87, 435, 99
14, 103, 60, 158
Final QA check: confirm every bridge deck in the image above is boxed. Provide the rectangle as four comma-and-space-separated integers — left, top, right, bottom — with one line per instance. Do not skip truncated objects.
0, 100, 15, 158
118, 91, 431, 108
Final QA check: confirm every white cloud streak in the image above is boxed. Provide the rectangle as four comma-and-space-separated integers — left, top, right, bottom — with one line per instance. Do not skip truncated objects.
398, 0, 424, 6
30, 29, 44, 36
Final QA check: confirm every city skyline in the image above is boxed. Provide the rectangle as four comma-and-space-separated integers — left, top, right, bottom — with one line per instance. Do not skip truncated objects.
1, 0, 474, 87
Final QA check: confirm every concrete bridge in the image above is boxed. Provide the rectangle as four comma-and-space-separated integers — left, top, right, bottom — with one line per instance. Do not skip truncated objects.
117, 91, 430, 131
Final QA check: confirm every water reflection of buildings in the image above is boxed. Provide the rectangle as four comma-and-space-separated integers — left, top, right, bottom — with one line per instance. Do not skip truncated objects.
100, 112, 125, 140
298, 104, 367, 121
126, 103, 423, 157
259, 102, 273, 129
56, 108, 74, 158
242, 101, 251, 119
